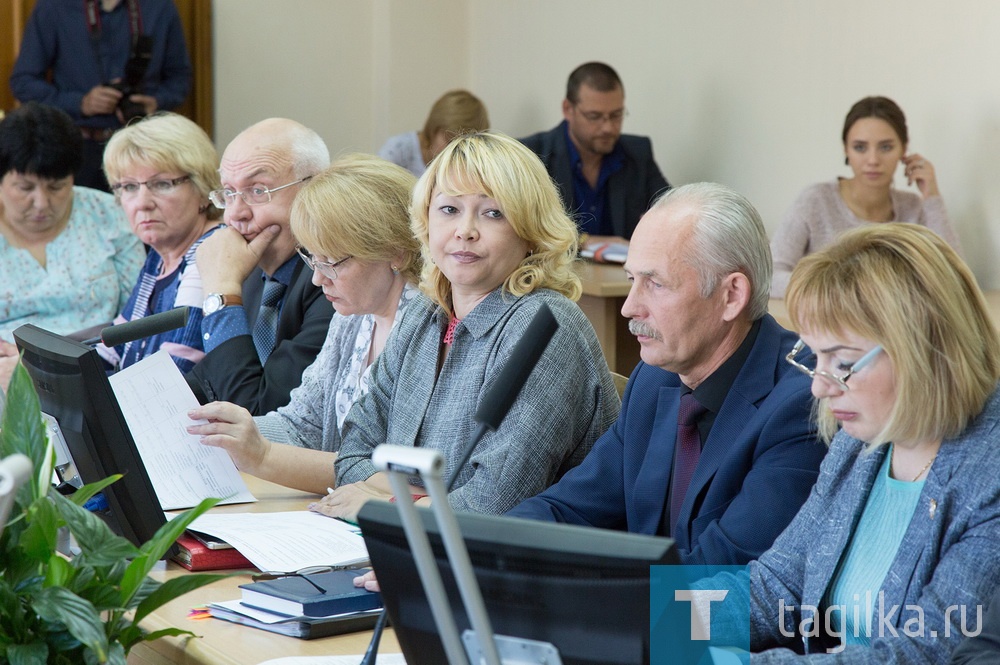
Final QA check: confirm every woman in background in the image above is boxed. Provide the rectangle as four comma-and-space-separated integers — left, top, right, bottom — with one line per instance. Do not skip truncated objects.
102, 112, 223, 372
770, 96, 960, 297
378, 89, 489, 176
0, 102, 144, 389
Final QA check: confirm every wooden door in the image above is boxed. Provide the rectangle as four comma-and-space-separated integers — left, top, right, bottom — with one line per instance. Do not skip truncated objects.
0, 0, 213, 138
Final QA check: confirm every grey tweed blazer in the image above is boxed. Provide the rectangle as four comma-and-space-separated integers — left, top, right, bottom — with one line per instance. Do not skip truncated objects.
746, 385, 1000, 662
335, 287, 620, 515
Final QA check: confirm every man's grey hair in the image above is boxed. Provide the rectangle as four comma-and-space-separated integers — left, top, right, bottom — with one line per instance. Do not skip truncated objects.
288, 124, 331, 178
650, 182, 772, 320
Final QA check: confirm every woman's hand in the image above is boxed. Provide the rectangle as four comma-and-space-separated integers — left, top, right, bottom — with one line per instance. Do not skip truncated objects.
186, 401, 271, 475
308, 481, 389, 522
902, 153, 940, 198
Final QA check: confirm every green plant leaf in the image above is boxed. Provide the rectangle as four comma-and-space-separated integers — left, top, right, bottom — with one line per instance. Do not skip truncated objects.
84, 640, 126, 665
6, 641, 48, 665
1, 361, 51, 503
132, 626, 199, 644
132, 573, 231, 626
65, 475, 122, 508
43, 554, 72, 588
50, 491, 138, 566
19, 496, 59, 563
31, 586, 108, 662
123, 576, 159, 611
120, 497, 220, 602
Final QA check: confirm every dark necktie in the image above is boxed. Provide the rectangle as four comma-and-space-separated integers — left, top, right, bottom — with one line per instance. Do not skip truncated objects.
669, 393, 708, 534
252, 278, 286, 364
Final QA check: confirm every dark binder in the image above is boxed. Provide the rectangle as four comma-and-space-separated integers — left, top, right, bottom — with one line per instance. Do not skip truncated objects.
238, 569, 382, 617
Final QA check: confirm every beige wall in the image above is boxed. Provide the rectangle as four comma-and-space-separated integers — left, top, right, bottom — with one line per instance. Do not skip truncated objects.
215, 0, 1000, 288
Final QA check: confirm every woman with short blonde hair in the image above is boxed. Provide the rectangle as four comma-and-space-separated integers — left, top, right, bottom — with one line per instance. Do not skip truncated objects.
101, 112, 223, 371
190, 155, 423, 476
706, 223, 1000, 662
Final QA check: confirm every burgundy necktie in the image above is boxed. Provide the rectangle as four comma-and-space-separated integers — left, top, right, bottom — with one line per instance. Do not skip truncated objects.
669, 393, 707, 534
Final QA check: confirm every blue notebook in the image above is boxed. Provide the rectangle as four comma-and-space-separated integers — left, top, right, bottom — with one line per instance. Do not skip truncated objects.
238, 569, 382, 618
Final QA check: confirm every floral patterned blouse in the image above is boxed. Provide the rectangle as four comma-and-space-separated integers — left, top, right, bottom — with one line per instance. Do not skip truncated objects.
0, 187, 144, 340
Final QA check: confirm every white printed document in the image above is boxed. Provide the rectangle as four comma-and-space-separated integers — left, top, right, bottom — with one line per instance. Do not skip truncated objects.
183, 511, 368, 572
109, 350, 255, 510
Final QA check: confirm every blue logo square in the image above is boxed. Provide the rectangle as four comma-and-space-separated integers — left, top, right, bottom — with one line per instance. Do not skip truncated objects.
651, 565, 751, 664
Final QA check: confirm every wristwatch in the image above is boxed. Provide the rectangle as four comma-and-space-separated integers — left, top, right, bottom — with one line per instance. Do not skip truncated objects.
203, 293, 243, 315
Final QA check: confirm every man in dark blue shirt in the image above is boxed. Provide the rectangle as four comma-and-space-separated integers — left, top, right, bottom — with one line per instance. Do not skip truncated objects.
520, 62, 669, 242
10, 0, 192, 191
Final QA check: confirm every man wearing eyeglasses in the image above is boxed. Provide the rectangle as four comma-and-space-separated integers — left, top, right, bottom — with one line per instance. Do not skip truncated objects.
186, 118, 333, 415
507, 183, 826, 566
519, 62, 669, 243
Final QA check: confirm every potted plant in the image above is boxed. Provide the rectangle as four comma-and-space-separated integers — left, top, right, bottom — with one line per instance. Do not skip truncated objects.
0, 361, 229, 664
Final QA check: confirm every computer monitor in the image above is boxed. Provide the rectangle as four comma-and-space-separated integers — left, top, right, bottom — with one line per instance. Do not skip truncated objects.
13, 324, 166, 548
357, 501, 679, 665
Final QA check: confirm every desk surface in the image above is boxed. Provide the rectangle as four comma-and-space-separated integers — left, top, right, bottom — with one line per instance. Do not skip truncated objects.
127, 476, 399, 665
576, 260, 629, 298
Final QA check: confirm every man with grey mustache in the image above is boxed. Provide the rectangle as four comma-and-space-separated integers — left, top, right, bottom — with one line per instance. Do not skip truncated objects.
507, 182, 826, 566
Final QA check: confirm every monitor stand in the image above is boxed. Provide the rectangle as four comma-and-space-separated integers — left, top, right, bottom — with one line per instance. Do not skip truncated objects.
372, 444, 563, 665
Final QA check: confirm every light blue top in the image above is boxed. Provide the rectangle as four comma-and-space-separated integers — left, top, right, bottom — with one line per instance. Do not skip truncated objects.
825, 446, 924, 646
0, 186, 145, 340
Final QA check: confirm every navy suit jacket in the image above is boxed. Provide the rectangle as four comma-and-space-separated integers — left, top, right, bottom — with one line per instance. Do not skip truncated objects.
519, 123, 669, 239
186, 260, 332, 415
507, 315, 826, 565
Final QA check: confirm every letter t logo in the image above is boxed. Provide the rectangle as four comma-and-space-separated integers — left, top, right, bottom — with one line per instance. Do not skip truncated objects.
675, 590, 729, 640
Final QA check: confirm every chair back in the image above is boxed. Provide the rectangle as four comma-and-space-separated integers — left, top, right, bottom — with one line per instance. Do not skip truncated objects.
611, 372, 629, 399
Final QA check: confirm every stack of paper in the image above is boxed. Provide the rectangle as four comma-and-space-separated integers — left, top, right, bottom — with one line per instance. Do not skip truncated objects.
181, 511, 369, 573
207, 600, 380, 640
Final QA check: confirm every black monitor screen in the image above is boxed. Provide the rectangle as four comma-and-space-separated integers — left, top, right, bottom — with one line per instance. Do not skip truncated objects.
358, 501, 678, 665
13, 324, 166, 548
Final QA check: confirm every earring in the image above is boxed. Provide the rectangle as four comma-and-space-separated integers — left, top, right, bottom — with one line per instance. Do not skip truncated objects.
844, 157, 849, 166
391, 265, 399, 275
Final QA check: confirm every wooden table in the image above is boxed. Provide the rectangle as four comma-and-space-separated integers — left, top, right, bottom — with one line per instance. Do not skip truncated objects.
575, 261, 639, 376
127, 476, 400, 665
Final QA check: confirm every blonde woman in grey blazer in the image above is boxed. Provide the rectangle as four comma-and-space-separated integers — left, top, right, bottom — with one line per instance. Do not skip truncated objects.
315, 131, 620, 519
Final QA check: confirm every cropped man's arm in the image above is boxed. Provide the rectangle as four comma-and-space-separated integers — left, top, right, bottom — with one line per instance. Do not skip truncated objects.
10, 7, 87, 117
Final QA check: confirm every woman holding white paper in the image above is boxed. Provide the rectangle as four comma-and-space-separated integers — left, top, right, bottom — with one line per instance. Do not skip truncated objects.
190, 132, 619, 518
186, 155, 421, 489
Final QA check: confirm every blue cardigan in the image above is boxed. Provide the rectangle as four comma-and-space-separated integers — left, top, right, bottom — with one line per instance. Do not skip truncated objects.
744, 384, 1000, 662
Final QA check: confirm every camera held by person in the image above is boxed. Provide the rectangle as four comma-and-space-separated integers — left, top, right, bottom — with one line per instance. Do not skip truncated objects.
109, 35, 153, 123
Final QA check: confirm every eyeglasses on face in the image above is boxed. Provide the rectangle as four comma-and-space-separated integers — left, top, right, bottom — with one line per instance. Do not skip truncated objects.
111, 175, 191, 199
208, 175, 312, 209
296, 245, 352, 280
574, 105, 628, 125
785, 339, 883, 390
